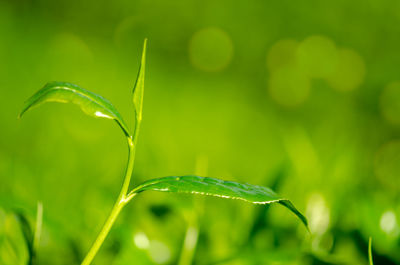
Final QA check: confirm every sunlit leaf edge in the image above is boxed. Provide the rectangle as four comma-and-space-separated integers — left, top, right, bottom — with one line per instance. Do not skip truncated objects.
129, 175, 308, 229
19, 81, 131, 137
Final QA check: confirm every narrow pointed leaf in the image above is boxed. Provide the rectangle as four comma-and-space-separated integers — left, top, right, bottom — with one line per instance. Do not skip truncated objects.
132, 39, 147, 123
14, 212, 34, 260
130, 176, 308, 228
19, 82, 131, 137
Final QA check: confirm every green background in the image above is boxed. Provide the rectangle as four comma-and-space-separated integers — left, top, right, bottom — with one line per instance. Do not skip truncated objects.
1, 0, 400, 264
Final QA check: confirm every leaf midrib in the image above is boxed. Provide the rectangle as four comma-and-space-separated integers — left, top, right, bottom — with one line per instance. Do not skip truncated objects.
49, 85, 130, 136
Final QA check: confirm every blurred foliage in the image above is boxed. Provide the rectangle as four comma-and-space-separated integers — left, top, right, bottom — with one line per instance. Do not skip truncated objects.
0, 0, 400, 264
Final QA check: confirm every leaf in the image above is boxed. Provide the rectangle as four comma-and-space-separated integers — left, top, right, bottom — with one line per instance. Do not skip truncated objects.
19, 82, 131, 137
14, 212, 33, 255
132, 39, 147, 124
130, 176, 308, 228
0, 212, 30, 265
12, 204, 42, 265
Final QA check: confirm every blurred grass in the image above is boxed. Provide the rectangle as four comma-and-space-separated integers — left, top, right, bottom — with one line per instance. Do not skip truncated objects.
1, 0, 400, 264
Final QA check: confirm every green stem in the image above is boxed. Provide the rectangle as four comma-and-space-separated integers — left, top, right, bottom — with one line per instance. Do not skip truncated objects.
81, 137, 136, 265
81, 62, 144, 265
81, 200, 124, 265
177, 224, 199, 265
120, 137, 136, 198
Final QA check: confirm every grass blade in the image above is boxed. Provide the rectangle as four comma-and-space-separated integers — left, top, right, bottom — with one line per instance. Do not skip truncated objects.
19, 82, 131, 137
369, 237, 374, 265
33, 202, 43, 255
129, 176, 308, 228
13, 212, 34, 264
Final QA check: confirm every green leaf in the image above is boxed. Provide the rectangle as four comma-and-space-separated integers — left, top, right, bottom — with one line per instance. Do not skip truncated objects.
19, 82, 131, 137
130, 176, 308, 228
132, 39, 147, 124
14, 212, 33, 257
0, 212, 30, 265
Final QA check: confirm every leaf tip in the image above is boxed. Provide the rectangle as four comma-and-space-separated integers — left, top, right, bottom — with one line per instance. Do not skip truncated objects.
141, 38, 147, 72
18, 107, 27, 119
140, 38, 147, 73
141, 38, 147, 68
278, 200, 309, 231
132, 38, 147, 95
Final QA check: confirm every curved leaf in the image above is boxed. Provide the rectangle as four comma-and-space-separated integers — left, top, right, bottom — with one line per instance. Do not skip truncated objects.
19, 82, 131, 137
130, 176, 308, 228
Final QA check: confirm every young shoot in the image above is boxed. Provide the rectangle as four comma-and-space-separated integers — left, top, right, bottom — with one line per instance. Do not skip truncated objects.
19, 39, 308, 264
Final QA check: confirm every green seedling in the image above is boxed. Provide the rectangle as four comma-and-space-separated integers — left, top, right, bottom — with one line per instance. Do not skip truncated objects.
19, 39, 308, 264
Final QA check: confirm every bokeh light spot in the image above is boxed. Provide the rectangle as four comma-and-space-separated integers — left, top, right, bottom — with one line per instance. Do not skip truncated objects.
46, 33, 93, 76
189, 27, 233, 72
49, 33, 93, 64
374, 140, 400, 189
133, 231, 150, 249
267, 39, 299, 70
380, 210, 399, 236
380, 82, 400, 125
297, 35, 338, 78
306, 193, 330, 236
149, 240, 171, 264
268, 65, 310, 107
326, 48, 366, 92
114, 16, 146, 49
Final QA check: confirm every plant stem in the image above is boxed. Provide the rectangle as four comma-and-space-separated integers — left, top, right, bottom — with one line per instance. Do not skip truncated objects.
120, 137, 136, 198
81, 46, 144, 264
178, 224, 199, 265
81, 200, 124, 265
81, 137, 136, 265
